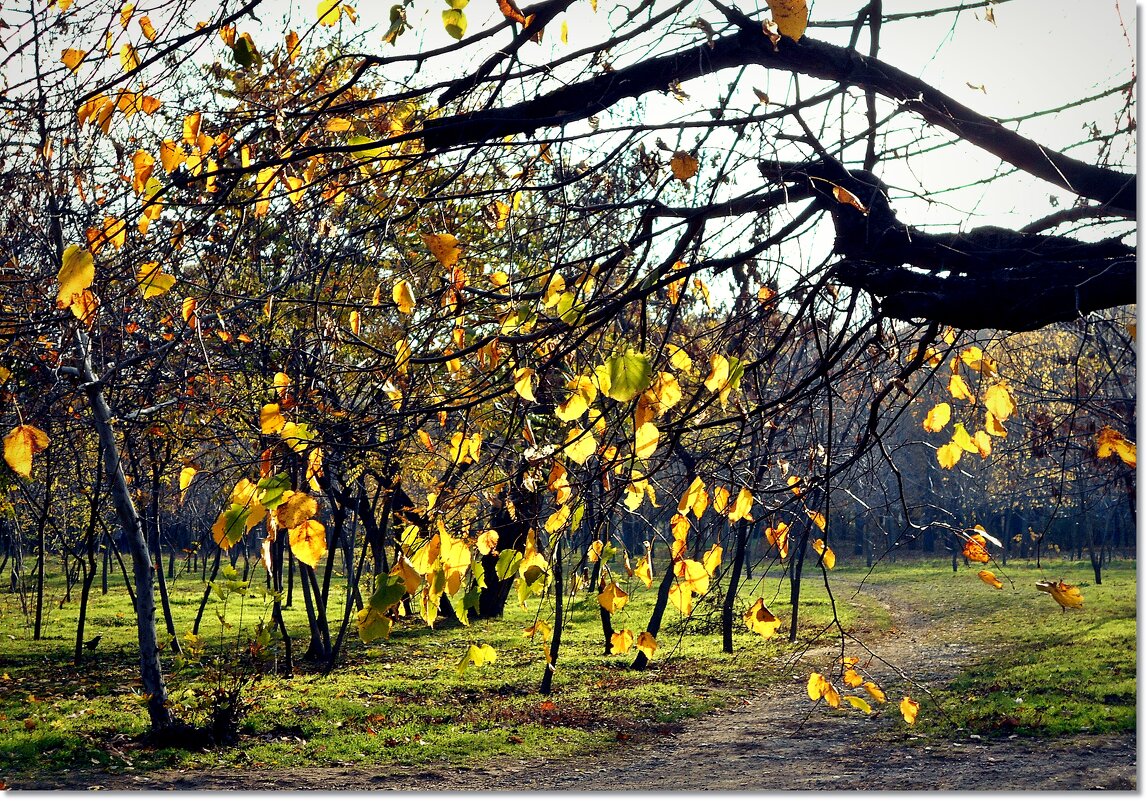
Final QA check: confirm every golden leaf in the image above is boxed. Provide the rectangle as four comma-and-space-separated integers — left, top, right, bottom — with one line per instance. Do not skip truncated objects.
978, 570, 1003, 589
712, 486, 730, 514
985, 410, 1008, 438
260, 403, 286, 435
597, 581, 629, 614
421, 232, 461, 268
668, 582, 694, 615
743, 597, 782, 638
936, 441, 962, 469
677, 476, 706, 516
3, 425, 50, 477
702, 543, 722, 575
317, 0, 341, 25
1036, 579, 1083, 609
830, 183, 867, 214
119, 43, 140, 72
765, 522, 790, 559
563, 427, 597, 465
899, 696, 920, 725
728, 487, 753, 522
61, 48, 86, 73
276, 492, 317, 530
670, 151, 699, 181
636, 631, 658, 659
178, 466, 197, 504
863, 681, 886, 704
807, 672, 831, 701
610, 629, 634, 655
973, 430, 992, 458
139, 15, 157, 40
1096, 426, 1136, 468
289, 520, 326, 567
983, 382, 1016, 423
476, 529, 499, 556
511, 368, 536, 402
765, 0, 807, 41
922, 402, 951, 433
392, 279, 416, 314
634, 421, 659, 460
812, 538, 835, 569
951, 422, 978, 454
808, 510, 826, 532
544, 504, 570, 533
136, 262, 175, 298
962, 535, 990, 564
634, 556, 653, 588
57, 245, 95, 309
948, 373, 974, 402
842, 668, 863, 688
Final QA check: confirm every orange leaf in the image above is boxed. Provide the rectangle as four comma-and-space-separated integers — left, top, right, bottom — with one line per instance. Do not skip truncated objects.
978, 570, 1003, 589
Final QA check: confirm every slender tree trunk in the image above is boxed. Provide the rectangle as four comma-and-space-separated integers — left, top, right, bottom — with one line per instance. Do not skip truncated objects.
539, 543, 562, 695
73, 328, 172, 731
788, 526, 810, 643
631, 554, 674, 671
721, 521, 749, 653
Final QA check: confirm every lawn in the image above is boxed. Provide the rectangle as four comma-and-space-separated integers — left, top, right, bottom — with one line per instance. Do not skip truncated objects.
0, 551, 1134, 783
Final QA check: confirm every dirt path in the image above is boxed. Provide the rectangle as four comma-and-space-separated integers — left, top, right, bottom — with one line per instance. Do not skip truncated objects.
15, 585, 1136, 791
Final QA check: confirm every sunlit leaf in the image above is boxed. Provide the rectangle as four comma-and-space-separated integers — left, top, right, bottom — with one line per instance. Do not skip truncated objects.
636, 631, 658, 659
862, 681, 886, 704
900, 696, 920, 725
392, 279, 416, 314
610, 629, 634, 655
600, 350, 653, 402
57, 245, 95, 309
597, 581, 629, 614
743, 597, 781, 638
765, 522, 790, 559
936, 441, 962, 469
3, 425, 49, 478
289, 519, 326, 567
702, 543, 722, 575
728, 487, 753, 522
61, 48, 86, 73
843, 695, 872, 714
317, 0, 341, 25
923, 402, 951, 433
136, 262, 175, 298
842, 668, 863, 688
948, 373, 974, 402
1036, 579, 1083, 609
421, 232, 461, 268
633, 556, 653, 588
812, 538, 835, 569
978, 569, 1003, 589
634, 421, 659, 460
962, 534, 990, 564
563, 427, 597, 465
1096, 426, 1136, 468
983, 382, 1016, 423
212, 504, 249, 549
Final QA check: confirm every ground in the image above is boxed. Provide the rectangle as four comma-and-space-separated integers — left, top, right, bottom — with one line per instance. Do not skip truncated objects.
13, 571, 1134, 791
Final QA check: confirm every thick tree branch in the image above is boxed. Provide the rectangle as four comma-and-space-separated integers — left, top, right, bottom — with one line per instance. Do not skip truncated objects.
423, 25, 1134, 214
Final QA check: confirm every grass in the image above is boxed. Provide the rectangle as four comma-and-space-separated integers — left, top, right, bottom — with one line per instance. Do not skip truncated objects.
851, 557, 1137, 738
0, 553, 869, 782
0, 551, 1134, 783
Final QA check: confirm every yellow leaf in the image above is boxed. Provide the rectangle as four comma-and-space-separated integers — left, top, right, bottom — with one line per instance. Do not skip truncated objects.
808, 510, 826, 532
670, 151, 698, 181
57, 245, 95, 309
674, 558, 709, 594
273, 371, 291, 396
476, 529, 499, 556
610, 629, 634, 655
678, 476, 706, 516
276, 492, 318, 530
702, 543, 722, 575
563, 427, 597, 465
978, 570, 1003, 589
973, 430, 992, 458
634, 421, 659, 460
983, 382, 1016, 423
394, 338, 412, 375
742, 598, 781, 638
1036, 579, 1083, 609
728, 487, 753, 522
597, 581, 629, 614
544, 504, 571, 533
669, 513, 690, 542
765, 0, 807, 40
636, 631, 658, 659
812, 538, 835, 569
119, 43, 140, 72
513, 368, 536, 402
178, 466, 197, 504
936, 441, 962, 469
61, 48, 86, 73
390, 555, 421, 594
421, 232, 461, 268
392, 279, 416, 314
1096, 426, 1136, 468
948, 373, 974, 402
633, 556, 653, 588
923, 402, 951, 433
3, 425, 50, 477
712, 486, 730, 514
290, 519, 327, 567
69, 289, 99, 325
962, 534, 990, 563
985, 410, 1008, 438
863, 681, 886, 704
668, 582, 694, 615
139, 15, 157, 40
842, 668, 863, 688
765, 522, 790, 559
807, 672, 831, 701
704, 354, 729, 393
317, 0, 341, 25
899, 696, 920, 725
959, 346, 984, 371
135, 262, 174, 299
843, 695, 872, 714
951, 422, 978, 453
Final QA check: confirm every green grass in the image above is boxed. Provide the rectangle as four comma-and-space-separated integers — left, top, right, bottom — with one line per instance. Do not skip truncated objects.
0, 553, 1134, 781
0, 554, 869, 781
850, 557, 1136, 738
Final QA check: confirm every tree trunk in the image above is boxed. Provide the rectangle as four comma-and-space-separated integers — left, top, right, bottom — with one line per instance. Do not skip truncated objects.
539, 543, 562, 695
631, 552, 674, 671
721, 520, 749, 653
73, 328, 172, 731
